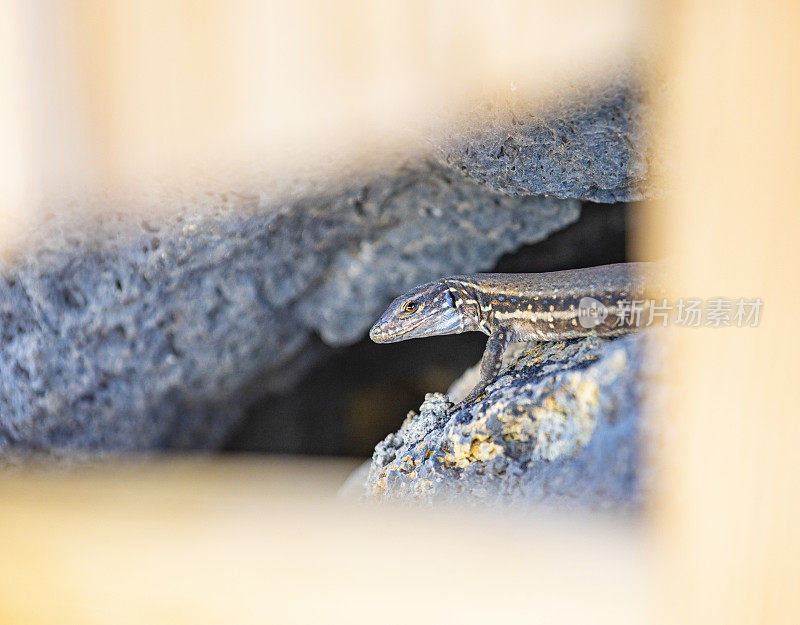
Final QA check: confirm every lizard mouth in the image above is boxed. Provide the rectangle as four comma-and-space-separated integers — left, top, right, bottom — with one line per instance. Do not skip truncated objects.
369, 318, 425, 343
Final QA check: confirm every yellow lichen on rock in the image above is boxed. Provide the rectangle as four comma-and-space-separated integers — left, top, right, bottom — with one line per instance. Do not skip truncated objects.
442, 432, 503, 469
496, 408, 537, 442
364, 336, 643, 504
529, 374, 601, 460
439, 370, 604, 468
369, 342, 630, 499
570, 377, 600, 448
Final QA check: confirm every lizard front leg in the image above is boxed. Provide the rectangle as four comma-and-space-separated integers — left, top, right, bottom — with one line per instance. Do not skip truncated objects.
453, 328, 512, 409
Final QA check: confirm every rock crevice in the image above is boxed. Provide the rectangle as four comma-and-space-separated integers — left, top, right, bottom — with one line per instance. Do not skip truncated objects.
0, 162, 579, 452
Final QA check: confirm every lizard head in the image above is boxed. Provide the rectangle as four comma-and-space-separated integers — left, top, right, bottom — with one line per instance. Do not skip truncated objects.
369, 280, 463, 343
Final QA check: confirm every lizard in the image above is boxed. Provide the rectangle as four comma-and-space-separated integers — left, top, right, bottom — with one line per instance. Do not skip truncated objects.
369, 262, 656, 409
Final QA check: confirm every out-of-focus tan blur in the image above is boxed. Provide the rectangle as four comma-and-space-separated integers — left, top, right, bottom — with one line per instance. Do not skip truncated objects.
1, 3, 656, 622
646, 2, 800, 625
1, 1, 799, 624
0, 458, 647, 625
0, 0, 646, 257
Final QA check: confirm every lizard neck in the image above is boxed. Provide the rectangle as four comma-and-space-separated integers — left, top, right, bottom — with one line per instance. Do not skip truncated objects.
442, 278, 492, 335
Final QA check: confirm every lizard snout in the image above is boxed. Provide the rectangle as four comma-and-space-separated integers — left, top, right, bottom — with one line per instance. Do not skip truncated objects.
369, 322, 387, 342
370, 320, 403, 343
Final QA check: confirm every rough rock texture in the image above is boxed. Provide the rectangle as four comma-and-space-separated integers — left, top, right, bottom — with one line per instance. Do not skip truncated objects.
0, 161, 579, 452
227, 203, 629, 457
364, 333, 658, 508
436, 82, 657, 202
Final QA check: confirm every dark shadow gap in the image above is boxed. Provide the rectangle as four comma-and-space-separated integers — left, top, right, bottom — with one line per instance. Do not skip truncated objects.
224, 201, 630, 457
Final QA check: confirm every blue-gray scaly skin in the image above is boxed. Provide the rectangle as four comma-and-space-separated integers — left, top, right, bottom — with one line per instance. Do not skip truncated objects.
370, 262, 656, 407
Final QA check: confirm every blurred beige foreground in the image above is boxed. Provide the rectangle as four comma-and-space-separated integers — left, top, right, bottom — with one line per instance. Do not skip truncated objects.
648, 1, 800, 624
0, 0, 647, 256
0, 0, 799, 623
0, 458, 647, 625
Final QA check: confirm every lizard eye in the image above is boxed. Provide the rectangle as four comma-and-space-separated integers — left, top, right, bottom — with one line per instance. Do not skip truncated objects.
404, 301, 418, 313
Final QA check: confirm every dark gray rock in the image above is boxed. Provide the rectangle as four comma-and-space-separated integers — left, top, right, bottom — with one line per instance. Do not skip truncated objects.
295, 171, 580, 345
364, 332, 658, 509
436, 81, 656, 202
0, 161, 579, 453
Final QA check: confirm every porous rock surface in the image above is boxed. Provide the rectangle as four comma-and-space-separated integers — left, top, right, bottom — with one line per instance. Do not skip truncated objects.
364, 333, 657, 508
436, 81, 657, 203
0, 161, 579, 452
